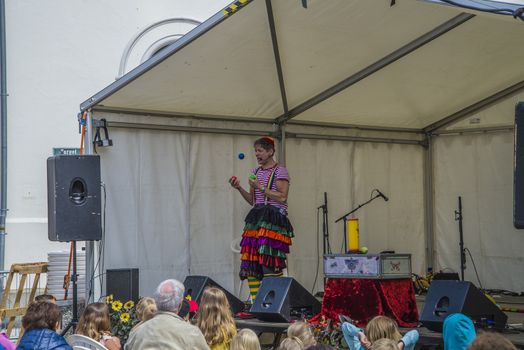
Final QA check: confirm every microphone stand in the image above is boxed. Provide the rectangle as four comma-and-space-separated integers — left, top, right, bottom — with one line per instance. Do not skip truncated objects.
454, 196, 466, 281
318, 192, 331, 256
335, 192, 383, 253
318, 192, 331, 285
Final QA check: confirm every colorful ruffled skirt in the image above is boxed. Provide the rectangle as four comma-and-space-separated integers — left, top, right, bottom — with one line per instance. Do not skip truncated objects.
239, 204, 294, 280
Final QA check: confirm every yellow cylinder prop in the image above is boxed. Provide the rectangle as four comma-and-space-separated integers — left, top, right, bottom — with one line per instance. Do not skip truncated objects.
347, 218, 360, 252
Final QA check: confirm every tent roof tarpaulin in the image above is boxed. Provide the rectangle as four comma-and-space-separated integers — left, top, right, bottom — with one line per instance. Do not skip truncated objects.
80, 0, 524, 132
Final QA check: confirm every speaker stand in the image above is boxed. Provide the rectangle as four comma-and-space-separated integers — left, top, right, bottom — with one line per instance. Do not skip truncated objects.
61, 241, 79, 335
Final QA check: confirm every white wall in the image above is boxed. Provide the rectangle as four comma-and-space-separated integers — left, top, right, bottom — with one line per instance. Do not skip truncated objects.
5, 0, 230, 291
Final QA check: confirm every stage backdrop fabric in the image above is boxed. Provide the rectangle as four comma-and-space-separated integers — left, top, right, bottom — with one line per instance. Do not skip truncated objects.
97, 123, 425, 298
433, 131, 524, 293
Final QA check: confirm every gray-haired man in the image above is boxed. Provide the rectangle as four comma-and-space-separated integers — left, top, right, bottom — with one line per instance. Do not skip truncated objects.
125, 279, 210, 350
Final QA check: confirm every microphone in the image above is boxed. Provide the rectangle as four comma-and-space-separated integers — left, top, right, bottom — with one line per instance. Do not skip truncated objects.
376, 189, 389, 202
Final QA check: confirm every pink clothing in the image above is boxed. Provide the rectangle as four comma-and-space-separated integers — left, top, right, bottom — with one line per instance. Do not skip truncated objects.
251, 165, 290, 213
0, 332, 15, 350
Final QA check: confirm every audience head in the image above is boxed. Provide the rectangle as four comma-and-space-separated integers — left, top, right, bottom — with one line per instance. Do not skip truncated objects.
443, 313, 476, 350
136, 297, 157, 322
287, 321, 316, 348
197, 287, 236, 346
278, 337, 304, 350
34, 294, 57, 304
153, 279, 185, 313
305, 345, 334, 350
370, 338, 399, 350
75, 302, 111, 341
365, 316, 402, 343
468, 331, 517, 350
230, 328, 261, 350
22, 301, 61, 331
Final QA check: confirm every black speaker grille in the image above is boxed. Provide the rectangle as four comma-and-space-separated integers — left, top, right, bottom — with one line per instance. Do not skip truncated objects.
106, 269, 139, 302
47, 155, 102, 241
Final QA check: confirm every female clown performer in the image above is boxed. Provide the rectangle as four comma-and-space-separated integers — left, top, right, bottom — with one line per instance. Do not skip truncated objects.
229, 137, 294, 302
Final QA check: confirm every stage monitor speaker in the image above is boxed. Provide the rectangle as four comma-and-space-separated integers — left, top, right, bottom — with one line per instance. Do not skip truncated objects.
106, 268, 139, 302
515, 101, 524, 228
433, 272, 460, 281
420, 280, 507, 332
183, 275, 245, 314
47, 155, 102, 242
250, 277, 321, 322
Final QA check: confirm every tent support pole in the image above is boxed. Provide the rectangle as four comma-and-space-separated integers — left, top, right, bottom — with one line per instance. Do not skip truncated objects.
277, 124, 286, 165
85, 111, 95, 303
265, 0, 289, 117
0, 0, 8, 275
275, 12, 474, 124
423, 79, 524, 133
92, 106, 422, 134
423, 133, 435, 273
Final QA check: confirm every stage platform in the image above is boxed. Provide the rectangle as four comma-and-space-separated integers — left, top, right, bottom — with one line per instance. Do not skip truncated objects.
235, 294, 524, 349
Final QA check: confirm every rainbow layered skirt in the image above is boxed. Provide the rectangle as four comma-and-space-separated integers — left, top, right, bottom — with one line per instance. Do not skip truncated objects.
239, 204, 294, 280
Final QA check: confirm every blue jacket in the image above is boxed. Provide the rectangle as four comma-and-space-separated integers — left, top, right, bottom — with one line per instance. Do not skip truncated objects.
443, 313, 476, 350
16, 329, 72, 350
341, 322, 419, 350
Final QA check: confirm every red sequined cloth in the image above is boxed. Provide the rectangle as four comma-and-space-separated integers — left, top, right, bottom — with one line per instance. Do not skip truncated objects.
319, 278, 419, 327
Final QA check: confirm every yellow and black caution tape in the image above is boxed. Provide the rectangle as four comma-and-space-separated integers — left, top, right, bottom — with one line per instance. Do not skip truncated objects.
223, 0, 252, 16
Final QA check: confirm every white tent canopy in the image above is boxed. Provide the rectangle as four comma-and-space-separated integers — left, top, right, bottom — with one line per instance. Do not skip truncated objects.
81, 0, 524, 296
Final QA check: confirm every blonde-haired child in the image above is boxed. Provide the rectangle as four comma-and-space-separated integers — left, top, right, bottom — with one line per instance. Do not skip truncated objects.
342, 316, 418, 350
278, 337, 304, 350
371, 338, 400, 350
75, 302, 121, 350
196, 287, 237, 350
287, 321, 316, 348
131, 297, 157, 331
230, 329, 261, 350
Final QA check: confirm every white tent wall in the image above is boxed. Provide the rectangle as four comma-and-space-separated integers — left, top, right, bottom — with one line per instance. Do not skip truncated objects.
97, 128, 191, 295
94, 111, 426, 297
188, 133, 256, 297
285, 139, 425, 293
433, 131, 524, 293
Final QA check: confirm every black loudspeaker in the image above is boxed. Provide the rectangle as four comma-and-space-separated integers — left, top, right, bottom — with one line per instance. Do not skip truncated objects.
433, 272, 460, 280
420, 280, 507, 332
515, 102, 524, 228
183, 275, 245, 314
106, 269, 139, 302
47, 155, 102, 241
250, 277, 321, 322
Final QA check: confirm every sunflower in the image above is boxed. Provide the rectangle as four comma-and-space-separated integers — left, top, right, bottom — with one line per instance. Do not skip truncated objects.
112, 300, 123, 311
124, 300, 135, 310
106, 294, 113, 304
120, 312, 131, 323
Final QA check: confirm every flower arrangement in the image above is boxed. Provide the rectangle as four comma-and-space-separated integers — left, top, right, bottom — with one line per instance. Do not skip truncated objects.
106, 294, 139, 344
310, 316, 349, 349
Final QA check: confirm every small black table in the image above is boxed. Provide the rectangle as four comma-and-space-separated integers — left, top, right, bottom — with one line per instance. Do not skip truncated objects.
235, 318, 290, 348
